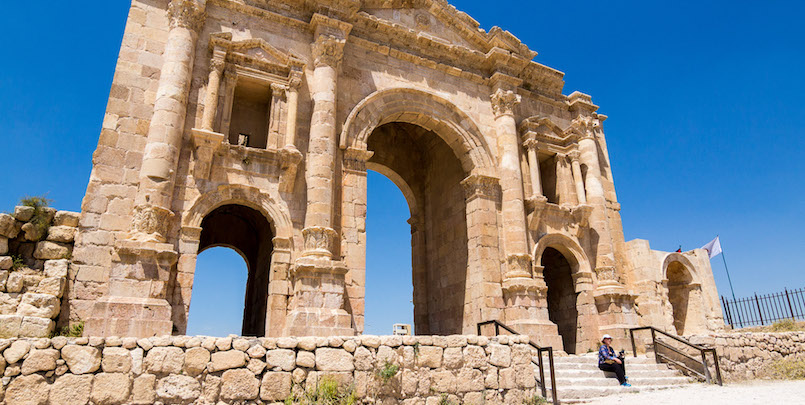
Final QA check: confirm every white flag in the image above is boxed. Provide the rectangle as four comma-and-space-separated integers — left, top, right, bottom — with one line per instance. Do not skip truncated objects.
701, 236, 722, 259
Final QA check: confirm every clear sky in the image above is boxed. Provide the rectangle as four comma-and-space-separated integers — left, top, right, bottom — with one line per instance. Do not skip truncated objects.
1, 1, 803, 336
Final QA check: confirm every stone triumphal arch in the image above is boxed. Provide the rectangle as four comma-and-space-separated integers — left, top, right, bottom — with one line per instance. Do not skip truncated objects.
68, 0, 724, 350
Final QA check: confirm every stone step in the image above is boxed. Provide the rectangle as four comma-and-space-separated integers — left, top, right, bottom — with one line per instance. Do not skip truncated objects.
545, 362, 673, 371
546, 355, 657, 364
552, 368, 682, 379
546, 384, 686, 403
553, 376, 692, 388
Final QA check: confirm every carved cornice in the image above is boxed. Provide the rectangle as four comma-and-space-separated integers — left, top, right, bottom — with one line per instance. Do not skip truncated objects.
490, 88, 521, 118
312, 34, 347, 69
343, 147, 374, 172
461, 174, 501, 201
168, 0, 206, 32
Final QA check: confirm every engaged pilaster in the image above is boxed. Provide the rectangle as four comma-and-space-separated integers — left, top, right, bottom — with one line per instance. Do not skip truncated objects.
568, 151, 587, 204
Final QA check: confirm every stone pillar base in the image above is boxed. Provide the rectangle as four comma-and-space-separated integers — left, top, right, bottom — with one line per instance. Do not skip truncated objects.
285, 257, 355, 336
508, 319, 564, 351
594, 289, 639, 351
85, 297, 173, 338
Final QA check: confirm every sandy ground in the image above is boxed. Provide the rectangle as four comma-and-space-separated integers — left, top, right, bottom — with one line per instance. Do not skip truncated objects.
582, 380, 805, 405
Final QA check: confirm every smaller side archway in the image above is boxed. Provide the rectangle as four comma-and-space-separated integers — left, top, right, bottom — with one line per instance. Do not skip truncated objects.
662, 254, 705, 336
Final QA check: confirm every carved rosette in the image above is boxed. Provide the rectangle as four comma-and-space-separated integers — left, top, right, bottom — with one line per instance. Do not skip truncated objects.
460, 174, 501, 201
490, 89, 521, 118
302, 226, 338, 258
168, 0, 206, 32
312, 35, 346, 69
343, 148, 374, 172
129, 204, 175, 243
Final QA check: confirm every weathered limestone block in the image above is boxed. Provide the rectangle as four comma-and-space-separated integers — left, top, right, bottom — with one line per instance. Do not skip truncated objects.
443, 347, 463, 369
488, 344, 511, 367
247, 358, 266, 374
22, 223, 46, 242
354, 346, 373, 370
276, 337, 298, 349
6, 272, 23, 292
49, 373, 93, 405
201, 374, 222, 403
36, 277, 65, 297
266, 348, 296, 371
0, 294, 20, 314
20, 317, 54, 337
498, 367, 516, 389
430, 370, 456, 393
44, 259, 68, 278
210, 349, 246, 372
4, 340, 31, 363
260, 371, 293, 401
514, 364, 536, 388
53, 211, 80, 227
220, 368, 260, 401
61, 345, 101, 374
5, 374, 49, 405
21, 348, 58, 375
464, 345, 487, 368
0, 314, 22, 338
145, 346, 185, 374
511, 344, 533, 365
416, 346, 443, 368
247, 343, 266, 358
361, 335, 381, 348
33, 241, 71, 260
102, 347, 132, 373
298, 336, 317, 351
156, 375, 202, 403
17, 293, 60, 318
215, 337, 232, 351
0, 214, 20, 239
456, 368, 484, 393
47, 226, 77, 243
132, 374, 157, 404
232, 338, 250, 351
296, 350, 315, 368
91, 373, 132, 405
0, 256, 11, 270
0, 237, 7, 255
14, 206, 35, 222
315, 348, 354, 371
184, 346, 210, 375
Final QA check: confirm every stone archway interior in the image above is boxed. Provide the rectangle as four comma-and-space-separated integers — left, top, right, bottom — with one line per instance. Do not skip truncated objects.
543, 247, 579, 354
667, 261, 693, 336
366, 122, 469, 335
198, 204, 274, 336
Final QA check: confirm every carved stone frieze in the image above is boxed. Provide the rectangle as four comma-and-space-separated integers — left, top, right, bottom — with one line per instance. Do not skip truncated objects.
460, 174, 501, 201
168, 0, 206, 32
342, 147, 374, 172
129, 204, 175, 243
505, 253, 533, 279
302, 226, 338, 258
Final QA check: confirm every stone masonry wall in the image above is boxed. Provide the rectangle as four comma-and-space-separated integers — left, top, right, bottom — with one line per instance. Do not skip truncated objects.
0, 207, 80, 338
689, 331, 805, 380
0, 334, 541, 404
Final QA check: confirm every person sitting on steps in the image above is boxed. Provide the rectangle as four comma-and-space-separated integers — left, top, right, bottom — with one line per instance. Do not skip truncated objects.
598, 334, 631, 387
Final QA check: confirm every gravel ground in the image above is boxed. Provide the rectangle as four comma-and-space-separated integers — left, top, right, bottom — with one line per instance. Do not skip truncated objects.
583, 380, 805, 405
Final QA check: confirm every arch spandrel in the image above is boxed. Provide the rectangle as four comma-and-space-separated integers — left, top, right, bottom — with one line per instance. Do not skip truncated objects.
661, 253, 700, 285
182, 184, 294, 242
339, 87, 497, 174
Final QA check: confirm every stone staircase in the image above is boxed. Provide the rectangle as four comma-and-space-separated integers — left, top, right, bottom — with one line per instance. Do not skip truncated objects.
536, 353, 695, 403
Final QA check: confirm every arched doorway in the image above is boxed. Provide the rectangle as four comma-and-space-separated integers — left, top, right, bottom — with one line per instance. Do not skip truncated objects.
365, 122, 469, 335
666, 261, 694, 335
542, 247, 580, 354
187, 247, 249, 336
195, 204, 274, 336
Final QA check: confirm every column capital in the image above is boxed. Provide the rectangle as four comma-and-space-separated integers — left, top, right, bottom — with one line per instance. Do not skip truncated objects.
523, 138, 540, 152
311, 34, 347, 69
461, 173, 501, 201
168, 0, 206, 32
567, 150, 580, 162
210, 56, 226, 73
301, 226, 338, 258
288, 69, 303, 90
490, 88, 521, 118
572, 115, 599, 140
342, 147, 374, 172
128, 203, 175, 243
270, 82, 288, 94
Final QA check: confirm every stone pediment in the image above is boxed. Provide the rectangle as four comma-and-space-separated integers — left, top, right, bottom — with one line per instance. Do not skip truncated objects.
519, 116, 580, 148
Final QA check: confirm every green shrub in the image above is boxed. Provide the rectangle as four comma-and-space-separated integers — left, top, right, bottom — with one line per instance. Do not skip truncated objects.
437, 394, 457, 405
767, 356, 805, 380
524, 394, 548, 405
285, 378, 357, 405
20, 195, 53, 241
10, 255, 25, 271
770, 319, 799, 332
52, 322, 84, 338
376, 361, 399, 384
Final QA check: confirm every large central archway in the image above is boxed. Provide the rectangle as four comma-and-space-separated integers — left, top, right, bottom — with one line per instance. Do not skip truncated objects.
365, 122, 469, 335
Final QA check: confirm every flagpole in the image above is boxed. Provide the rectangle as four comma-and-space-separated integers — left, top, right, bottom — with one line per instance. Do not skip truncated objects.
719, 235, 737, 302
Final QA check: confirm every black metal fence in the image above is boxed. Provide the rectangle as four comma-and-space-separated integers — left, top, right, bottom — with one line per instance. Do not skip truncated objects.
721, 287, 805, 329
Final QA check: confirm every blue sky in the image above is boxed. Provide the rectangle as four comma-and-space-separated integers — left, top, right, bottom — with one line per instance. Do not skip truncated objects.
1, 1, 803, 336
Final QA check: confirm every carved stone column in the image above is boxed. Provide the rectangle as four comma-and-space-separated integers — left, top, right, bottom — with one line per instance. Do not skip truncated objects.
301, 14, 351, 259
86, 0, 206, 338
284, 69, 303, 149
568, 151, 587, 205
490, 86, 531, 279
201, 52, 226, 131
523, 139, 542, 197
285, 14, 355, 336
131, 0, 205, 242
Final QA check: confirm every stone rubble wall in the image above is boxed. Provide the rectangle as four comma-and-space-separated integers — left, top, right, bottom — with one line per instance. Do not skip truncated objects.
0, 334, 541, 404
689, 331, 805, 380
0, 208, 80, 338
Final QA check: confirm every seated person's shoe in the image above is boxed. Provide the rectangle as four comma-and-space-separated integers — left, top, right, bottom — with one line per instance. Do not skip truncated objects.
621, 382, 631, 387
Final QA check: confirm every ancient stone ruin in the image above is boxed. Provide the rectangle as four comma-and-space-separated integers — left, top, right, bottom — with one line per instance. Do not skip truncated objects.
3, 0, 725, 354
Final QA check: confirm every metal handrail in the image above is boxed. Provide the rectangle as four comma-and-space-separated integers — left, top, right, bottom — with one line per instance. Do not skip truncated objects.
629, 326, 722, 386
478, 320, 559, 404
